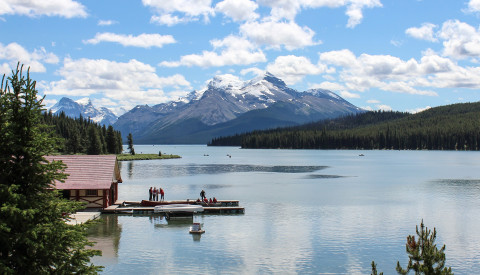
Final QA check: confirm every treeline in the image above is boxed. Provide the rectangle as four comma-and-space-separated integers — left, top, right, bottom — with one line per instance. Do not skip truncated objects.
209, 102, 480, 151
41, 111, 123, 154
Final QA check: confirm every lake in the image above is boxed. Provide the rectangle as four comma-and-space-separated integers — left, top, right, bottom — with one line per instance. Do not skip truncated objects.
87, 145, 480, 274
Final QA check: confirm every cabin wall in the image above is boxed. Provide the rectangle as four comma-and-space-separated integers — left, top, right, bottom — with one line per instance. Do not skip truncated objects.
68, 189, 107, 208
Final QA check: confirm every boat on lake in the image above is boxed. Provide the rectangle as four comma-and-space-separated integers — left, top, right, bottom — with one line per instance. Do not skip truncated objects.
189, 222, 205, 234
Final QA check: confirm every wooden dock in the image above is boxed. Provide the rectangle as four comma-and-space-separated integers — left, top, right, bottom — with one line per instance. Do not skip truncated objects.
102, 199, 244, 215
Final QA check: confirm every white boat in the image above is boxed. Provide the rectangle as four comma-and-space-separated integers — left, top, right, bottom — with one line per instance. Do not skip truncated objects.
189, 222, 205, 234
154, 204, 204, 214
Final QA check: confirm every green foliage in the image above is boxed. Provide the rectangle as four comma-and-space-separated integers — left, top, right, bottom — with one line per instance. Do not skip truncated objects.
127, 133, 135, 155
209, 104, 480, 151
396, 221, 453, 275
0, 64, 102, 274
40, 110, 123, 154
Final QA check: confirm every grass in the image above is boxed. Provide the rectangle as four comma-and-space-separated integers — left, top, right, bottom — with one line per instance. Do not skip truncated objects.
116, 153, 181, 161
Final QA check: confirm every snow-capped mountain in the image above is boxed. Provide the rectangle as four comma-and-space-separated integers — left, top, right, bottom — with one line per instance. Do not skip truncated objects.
50, 97, 118, 126
114, 73, 364, 144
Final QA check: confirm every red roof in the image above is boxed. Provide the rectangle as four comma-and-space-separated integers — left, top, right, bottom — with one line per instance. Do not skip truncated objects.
44, 155, 121, 190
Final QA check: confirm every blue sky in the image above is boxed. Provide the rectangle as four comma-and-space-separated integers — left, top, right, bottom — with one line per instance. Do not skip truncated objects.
1, 0, 480, 115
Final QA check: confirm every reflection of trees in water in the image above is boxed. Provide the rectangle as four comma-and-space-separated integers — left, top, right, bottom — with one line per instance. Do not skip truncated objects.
128, 161, 134, 179
86, 215, 122, 258
132, 164, 328, 178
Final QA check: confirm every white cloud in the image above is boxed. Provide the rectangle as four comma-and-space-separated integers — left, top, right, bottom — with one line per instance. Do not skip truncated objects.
240, 20, 318, 50
0, 0, 87, 18
142, 0, 214, 25
266, 55, 326, 84
339, 90, 361, 98
159, 35, 266, 67
367, 99, 380, 104
83, 33, 176, 48
438, 20, 480, 59
257, 0, 382, 28
150, 14, 192, 26
98, 20, 117, 26
0, 42, 59, 73
215, 0, 259, 22
406, 23, 438, 42
44, 58, 191, 110
240, 67, 264, 77
467, 0, 480, 13
376, 104, 392, 111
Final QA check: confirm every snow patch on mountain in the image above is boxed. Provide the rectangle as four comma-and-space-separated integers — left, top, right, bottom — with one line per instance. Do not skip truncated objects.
50, 97, 118, 125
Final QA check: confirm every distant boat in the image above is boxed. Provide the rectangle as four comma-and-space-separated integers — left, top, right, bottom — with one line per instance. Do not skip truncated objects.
359, 154, 365, 156
189, 222, 205, 234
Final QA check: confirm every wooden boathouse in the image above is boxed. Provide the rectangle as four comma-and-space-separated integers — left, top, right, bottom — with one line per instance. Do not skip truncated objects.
45, 155, 122, 209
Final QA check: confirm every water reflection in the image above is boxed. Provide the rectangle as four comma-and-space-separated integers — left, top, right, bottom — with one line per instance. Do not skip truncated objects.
86, 215, 122, 267
126, 163, 328, 178
305, 174, 348, 179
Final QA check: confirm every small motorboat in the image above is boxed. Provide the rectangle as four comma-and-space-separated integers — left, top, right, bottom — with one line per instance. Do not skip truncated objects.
189, 222, 205, 234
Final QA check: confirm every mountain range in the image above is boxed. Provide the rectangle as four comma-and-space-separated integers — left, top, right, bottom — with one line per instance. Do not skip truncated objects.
50, 97, 118, 126
113, 73, 364, 144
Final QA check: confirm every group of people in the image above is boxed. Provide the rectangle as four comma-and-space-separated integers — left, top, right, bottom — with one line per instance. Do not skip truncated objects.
149, 187, 164, 201
197, 189, 217, 204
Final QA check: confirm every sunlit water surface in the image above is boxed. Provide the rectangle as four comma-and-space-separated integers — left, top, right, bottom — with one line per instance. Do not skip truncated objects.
87, 145, 480, 274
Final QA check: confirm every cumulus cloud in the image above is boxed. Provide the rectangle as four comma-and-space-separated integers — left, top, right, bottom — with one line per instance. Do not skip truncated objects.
44, 58, 191, 110
240, 20, 318, 50
215, 0, 259, 22
438, 20, 480, 59
326, 48, 480, 93
83, 33, 176, 48
0, 42, 59, 74
159, 35, 266, 67
406, 23, 438, 42
142, 0, 214, 25
467, 0, 480, 12
266, 55, 326, 84
257, 0, 382, 28
0, 0, 87, 18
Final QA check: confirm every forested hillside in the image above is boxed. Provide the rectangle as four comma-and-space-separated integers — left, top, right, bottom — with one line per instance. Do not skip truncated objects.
209, 102, 480, 151
41, 111, 123, 154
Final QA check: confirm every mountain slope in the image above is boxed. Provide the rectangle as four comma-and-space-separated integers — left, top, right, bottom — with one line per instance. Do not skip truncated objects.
114, 73, 364, 144
50, 97, 118, 126
210, 102, 480, 150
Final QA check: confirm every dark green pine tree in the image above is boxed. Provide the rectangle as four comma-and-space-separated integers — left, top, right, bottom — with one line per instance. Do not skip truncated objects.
396, 220, 453, 275
0, 64, 102, 274
105, 125, 117, 154
87, 124, 103, 155
127, 132, 135, 155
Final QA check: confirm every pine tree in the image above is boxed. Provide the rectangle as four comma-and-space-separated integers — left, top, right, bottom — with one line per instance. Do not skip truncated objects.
396, 220, 453, 275
87, 124, 102, 155
127, 133, 135, 155
0, 64, 102, 273
105, 125, 117, 154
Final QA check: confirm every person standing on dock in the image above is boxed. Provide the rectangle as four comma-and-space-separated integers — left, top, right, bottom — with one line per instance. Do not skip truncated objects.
149, 187, 153, 201
200, 189, 206, 201
160, 188, 164, 201
153, 187, 158, 201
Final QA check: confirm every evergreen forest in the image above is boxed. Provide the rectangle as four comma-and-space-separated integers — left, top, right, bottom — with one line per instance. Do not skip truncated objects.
41, 111, 123, 155
209, 102, 480, 151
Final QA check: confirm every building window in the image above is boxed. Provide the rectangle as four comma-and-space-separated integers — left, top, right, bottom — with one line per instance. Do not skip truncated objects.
86, 189, 98, 196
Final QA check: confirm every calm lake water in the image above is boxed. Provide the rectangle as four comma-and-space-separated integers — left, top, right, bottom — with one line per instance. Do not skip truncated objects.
87, 145, 480, 274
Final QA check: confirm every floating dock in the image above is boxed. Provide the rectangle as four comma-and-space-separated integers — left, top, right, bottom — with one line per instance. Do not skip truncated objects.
102, 200, 245, 215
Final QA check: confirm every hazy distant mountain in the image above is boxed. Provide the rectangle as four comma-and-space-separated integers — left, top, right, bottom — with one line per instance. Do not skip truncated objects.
50, 97, 118, 126
114, 73, 364, 144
